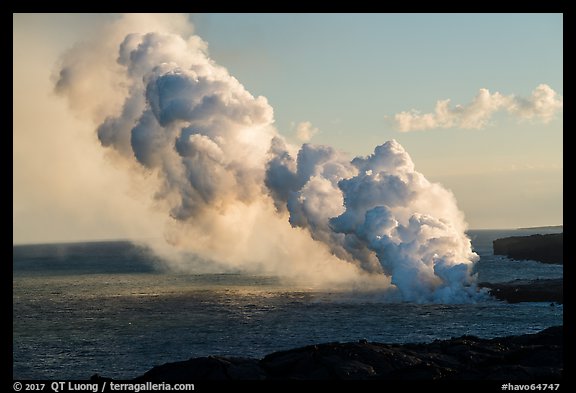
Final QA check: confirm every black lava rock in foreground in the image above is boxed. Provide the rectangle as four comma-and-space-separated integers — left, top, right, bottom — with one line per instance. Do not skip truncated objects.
127, 326, 562, 380
493, 233, 563, 264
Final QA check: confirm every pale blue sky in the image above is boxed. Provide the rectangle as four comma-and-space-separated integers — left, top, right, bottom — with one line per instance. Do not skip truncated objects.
189, 13, 564, 229
13, 13, 562, 244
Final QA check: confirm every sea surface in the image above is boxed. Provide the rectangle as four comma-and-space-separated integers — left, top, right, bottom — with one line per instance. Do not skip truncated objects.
13, 228, 563, 379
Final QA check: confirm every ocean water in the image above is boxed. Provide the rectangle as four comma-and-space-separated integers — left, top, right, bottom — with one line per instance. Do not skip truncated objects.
13, 228, 563, 380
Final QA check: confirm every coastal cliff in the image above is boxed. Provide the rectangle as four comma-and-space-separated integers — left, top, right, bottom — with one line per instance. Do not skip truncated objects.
479, 279, 563, 304
493, 233, 563, 264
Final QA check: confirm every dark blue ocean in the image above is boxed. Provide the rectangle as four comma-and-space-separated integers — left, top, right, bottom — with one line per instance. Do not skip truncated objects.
13, 228, 563, 379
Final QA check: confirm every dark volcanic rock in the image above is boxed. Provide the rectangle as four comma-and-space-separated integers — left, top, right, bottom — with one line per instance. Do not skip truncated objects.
493, 233, 563, 264
130, 326, 562, 380
134, 356, 266, 381
479, 279, 563, 304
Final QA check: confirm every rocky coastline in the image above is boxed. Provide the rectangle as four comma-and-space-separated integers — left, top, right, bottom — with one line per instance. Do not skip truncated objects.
493, 233, 563, 264
91, 326, 562, 381
478, 279, 563, 304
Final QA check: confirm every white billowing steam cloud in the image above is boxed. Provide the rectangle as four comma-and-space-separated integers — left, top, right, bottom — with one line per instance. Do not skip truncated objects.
266, 139, 479, 302
295, 121, 319, 142
55, 14, 484, 302
393, 84, 563, 132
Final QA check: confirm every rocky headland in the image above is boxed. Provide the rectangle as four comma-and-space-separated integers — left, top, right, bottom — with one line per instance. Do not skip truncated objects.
493, 233, 563, 264
478, 279, 563, 304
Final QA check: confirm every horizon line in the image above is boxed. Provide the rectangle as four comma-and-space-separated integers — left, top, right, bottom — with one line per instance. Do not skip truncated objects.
12, 225, 563, 247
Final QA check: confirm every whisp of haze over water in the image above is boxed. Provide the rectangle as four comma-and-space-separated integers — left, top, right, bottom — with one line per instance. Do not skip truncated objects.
53, 14, 560, 303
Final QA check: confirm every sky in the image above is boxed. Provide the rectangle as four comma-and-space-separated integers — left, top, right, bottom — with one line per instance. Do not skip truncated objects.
13, 13, 563, 245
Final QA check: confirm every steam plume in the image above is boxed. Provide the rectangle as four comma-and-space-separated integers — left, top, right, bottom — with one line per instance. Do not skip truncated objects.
266, 139, 479, 302
55, 14, 485, 302
295, 121, 319, 142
